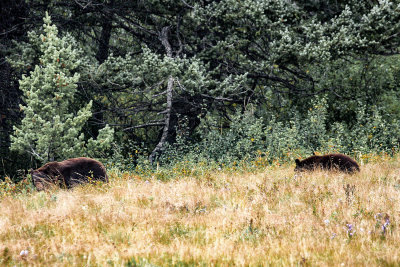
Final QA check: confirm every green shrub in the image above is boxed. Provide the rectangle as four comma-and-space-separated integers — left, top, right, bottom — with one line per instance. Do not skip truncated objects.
155, 94, 399, 171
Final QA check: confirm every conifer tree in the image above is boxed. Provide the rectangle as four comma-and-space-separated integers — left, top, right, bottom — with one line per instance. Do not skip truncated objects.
11, 13, 113, 162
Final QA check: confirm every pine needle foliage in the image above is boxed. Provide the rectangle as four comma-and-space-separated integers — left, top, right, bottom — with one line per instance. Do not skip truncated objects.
11, 13, 113, 163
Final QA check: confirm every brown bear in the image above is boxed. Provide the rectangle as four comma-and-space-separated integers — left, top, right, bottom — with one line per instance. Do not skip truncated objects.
30, 157, 108, 190
295, 153, 360, 174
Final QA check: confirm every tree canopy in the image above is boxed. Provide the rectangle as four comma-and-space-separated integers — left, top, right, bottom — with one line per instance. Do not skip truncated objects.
1, 0, 400, 178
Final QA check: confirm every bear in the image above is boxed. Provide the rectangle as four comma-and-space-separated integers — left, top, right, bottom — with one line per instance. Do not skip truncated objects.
294, 153, 360, 174
30, 157, 108, 190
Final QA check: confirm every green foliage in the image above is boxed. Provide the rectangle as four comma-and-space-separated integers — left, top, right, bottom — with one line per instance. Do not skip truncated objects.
263, 116, 301, 160
154, 93, 399, 171
10, 13, 114, 163
300, 96, 329, 150
157, 108, 264, 165
3, 2, 400, 177
349, 105, 400, 154
0, 176, 34, 197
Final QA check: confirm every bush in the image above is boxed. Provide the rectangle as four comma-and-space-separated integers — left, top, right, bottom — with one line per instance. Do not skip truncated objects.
154, 94, 399, 171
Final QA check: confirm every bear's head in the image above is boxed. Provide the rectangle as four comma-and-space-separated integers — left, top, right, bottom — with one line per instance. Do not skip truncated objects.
30, 169, 52, 191
294, 158, 314, 172
294, 159, 303, 172
29, 163, 59, 191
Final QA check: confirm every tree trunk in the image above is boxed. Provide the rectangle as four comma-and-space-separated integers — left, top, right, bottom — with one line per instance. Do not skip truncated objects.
95, 0, 114, 64
96, 19, 113, 64
149, 26, 174, 164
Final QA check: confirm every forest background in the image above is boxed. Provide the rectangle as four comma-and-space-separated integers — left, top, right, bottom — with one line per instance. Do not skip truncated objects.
1, 0, 400, 181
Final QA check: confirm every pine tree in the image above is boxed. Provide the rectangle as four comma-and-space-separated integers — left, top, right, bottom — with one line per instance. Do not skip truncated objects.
11, 13, 113, 163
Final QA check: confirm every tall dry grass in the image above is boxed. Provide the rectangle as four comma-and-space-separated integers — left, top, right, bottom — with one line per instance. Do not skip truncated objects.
1, 158, 400, 266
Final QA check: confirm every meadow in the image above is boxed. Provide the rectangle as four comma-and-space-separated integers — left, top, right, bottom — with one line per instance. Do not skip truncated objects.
1, 157, 400, 266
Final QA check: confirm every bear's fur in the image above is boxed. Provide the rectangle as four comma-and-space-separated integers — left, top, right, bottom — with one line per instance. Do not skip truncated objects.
30, 157, 108, 190
295, 153, 360, 174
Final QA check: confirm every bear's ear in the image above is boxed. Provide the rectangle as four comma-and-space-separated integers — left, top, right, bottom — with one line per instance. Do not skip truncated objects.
295, 159, 300, 165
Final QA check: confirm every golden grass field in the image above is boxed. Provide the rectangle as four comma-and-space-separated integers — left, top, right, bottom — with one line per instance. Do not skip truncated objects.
1, 157, 400, 266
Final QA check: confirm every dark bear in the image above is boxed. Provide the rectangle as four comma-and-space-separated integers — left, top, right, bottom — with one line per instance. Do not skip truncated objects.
30, 157, 108, 190
295, 153, 360, 174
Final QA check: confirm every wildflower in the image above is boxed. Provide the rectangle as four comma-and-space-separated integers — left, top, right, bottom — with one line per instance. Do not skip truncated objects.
336, 199, 342, 207
331, 233, 336, 239
324, 219, 330, 225
20, 250, 28, 257
197, 208, 207, 214
346, 223, 355, 237
382, 214, 390, 235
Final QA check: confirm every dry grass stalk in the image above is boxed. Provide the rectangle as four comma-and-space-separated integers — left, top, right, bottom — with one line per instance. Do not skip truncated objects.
1, 159, 400, 266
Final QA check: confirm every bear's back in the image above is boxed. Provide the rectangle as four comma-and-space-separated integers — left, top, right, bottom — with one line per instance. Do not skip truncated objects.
59, 157, 108, 185
295, 153, 360, 173
319, 154, 360, 173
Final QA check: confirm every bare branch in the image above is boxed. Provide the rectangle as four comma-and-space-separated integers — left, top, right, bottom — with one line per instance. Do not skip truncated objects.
74, 0, 94, 9
28, 145, 44, 161
180, 0, 194, 9
123, 121, 165, 131
176, 14, 183, 56
149, 26, 174, 164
